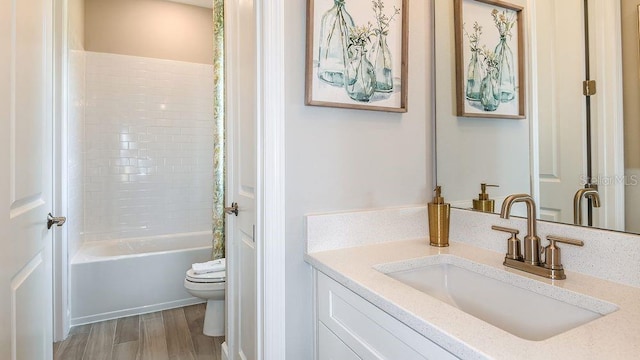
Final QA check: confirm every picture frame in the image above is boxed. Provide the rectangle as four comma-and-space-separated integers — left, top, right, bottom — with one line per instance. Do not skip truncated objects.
305, 0, 408, 113
454, 0, 525, 119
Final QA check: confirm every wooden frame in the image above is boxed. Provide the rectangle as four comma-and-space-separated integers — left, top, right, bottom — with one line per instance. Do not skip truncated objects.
305, 0, 408, 113
454, 0, 525, 119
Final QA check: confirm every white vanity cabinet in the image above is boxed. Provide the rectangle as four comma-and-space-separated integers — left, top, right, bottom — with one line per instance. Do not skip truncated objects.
314, 271, 459, 360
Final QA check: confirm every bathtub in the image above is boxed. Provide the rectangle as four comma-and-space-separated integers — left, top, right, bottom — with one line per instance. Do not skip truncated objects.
70, 231, 213, 325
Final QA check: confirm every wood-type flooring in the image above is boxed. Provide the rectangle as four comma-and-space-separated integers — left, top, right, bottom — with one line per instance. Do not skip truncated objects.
53, 303, 223, 360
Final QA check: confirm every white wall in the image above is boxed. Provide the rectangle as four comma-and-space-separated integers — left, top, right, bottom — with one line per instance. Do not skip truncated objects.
66, 0, 85, 260
67, 50, 85, 258
284, 1, 433, 358
66, 0, 215, 245
434, 0, 531, 208
82, 52, 214, 242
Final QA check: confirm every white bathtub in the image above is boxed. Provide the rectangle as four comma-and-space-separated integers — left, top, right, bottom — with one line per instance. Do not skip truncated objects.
70, 231, 213, 325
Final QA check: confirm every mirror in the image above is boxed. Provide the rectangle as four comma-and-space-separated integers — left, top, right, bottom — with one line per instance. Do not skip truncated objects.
434, 0, 639, 234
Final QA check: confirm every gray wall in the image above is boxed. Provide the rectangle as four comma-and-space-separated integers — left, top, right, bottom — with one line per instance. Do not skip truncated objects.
284, 0, 434, 357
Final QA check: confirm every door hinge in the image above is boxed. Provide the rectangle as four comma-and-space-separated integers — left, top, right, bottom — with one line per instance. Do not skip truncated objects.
583, 80, 596, 96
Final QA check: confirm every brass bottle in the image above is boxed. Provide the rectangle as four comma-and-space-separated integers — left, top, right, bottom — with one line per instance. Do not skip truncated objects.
428, 186, 450, 247
472, 183, 499, 213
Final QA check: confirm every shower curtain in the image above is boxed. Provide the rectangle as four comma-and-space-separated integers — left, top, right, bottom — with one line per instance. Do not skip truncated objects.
212, 0, 225, 259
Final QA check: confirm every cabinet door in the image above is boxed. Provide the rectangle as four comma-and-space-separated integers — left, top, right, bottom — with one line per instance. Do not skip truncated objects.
318, 322, 361, 360
317, 271, 459, 360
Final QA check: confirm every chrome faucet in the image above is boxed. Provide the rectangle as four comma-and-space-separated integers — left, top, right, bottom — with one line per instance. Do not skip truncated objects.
493, 194, 584, 280
500, 194, 540, 265
573, 187, 600, 225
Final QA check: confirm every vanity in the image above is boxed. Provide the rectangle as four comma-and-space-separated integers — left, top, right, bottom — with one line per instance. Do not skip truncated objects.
304, 206, 640, 359
301, 1, 640, 358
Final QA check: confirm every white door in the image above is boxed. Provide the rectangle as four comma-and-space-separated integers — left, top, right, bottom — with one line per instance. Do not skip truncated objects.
226, 0, 258, 359
536, 0, 589, 224
0, 0, 55, 359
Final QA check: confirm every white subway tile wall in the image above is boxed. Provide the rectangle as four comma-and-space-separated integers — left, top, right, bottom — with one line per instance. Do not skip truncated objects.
68, 49, 86, 258
82, 52, 214, 242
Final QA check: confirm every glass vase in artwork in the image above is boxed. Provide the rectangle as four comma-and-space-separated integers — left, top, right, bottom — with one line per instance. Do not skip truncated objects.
466, 49, 483, 101
345, 45, 376, 102
494, 35, 516, 102
370, 33, 393, 92
317, 0, 355, 87
480, 68, 500, 111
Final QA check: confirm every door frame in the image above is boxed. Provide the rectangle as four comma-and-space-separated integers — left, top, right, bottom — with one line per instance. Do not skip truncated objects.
224, 0, 286, 359
52, 0, 70, 342
590, 0, 625, 231
51, 0, 288, 350
528, 0, 540, 209
259, 0, 286, 357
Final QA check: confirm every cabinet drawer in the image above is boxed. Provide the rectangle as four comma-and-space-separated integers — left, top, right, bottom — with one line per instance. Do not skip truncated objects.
318, 322, 362, 360
317, 271, 458, 360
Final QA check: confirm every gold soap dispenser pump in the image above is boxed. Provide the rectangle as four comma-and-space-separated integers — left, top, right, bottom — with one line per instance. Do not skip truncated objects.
472, 183, 499, 213
428, 186, 450, 247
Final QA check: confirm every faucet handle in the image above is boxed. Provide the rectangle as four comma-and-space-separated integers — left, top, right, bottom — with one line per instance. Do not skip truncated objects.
491, 225, 519, 235
491, 225, 522, 260
547, 235, 584, 247
543, 235, 584, 271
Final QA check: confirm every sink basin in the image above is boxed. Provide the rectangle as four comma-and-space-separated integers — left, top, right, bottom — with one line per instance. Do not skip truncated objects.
375, 255, 618, 341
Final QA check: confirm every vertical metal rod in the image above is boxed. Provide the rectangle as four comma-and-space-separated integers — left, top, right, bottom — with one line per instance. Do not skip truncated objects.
583, 0, 594, 226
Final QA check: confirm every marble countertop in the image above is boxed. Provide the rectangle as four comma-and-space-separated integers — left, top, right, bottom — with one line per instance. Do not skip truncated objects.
305, 238, 640, 359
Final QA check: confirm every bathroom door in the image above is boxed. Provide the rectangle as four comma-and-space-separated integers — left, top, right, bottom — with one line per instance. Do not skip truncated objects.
0, 0, 54, 359
536, 0, 589, 224
226, 0, 258, 358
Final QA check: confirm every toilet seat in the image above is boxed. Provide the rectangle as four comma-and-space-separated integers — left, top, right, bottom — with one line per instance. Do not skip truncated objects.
185, 269, 226, 283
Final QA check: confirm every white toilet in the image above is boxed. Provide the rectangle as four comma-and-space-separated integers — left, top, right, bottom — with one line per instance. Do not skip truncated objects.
184, 267, 226, 336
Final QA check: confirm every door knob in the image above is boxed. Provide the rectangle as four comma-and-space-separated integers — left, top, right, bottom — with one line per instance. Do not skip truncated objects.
47, 213, 66, 229
225, 202, 239, 216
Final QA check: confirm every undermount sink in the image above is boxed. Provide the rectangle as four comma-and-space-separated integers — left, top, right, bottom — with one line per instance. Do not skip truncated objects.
375, 255, 618, 341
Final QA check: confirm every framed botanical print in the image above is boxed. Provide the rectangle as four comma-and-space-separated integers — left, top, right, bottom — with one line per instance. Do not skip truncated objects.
305, 0, 408, 112
454, 0, 525, 119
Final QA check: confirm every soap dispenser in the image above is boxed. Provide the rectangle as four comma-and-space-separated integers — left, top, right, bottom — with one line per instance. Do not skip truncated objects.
472, 183, 499, 213
428, 186, 450, 247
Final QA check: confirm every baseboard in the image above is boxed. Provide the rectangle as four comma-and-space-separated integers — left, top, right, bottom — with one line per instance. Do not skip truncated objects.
222, 342, 229, 360
70, 297, 205, 326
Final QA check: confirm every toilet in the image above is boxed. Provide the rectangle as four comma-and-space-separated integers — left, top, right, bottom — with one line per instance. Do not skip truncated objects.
184, 268, 226, 336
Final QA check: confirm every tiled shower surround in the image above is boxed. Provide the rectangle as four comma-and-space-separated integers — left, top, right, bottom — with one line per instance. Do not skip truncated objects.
74, 52, 214, 244
68, 50, 85, 258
